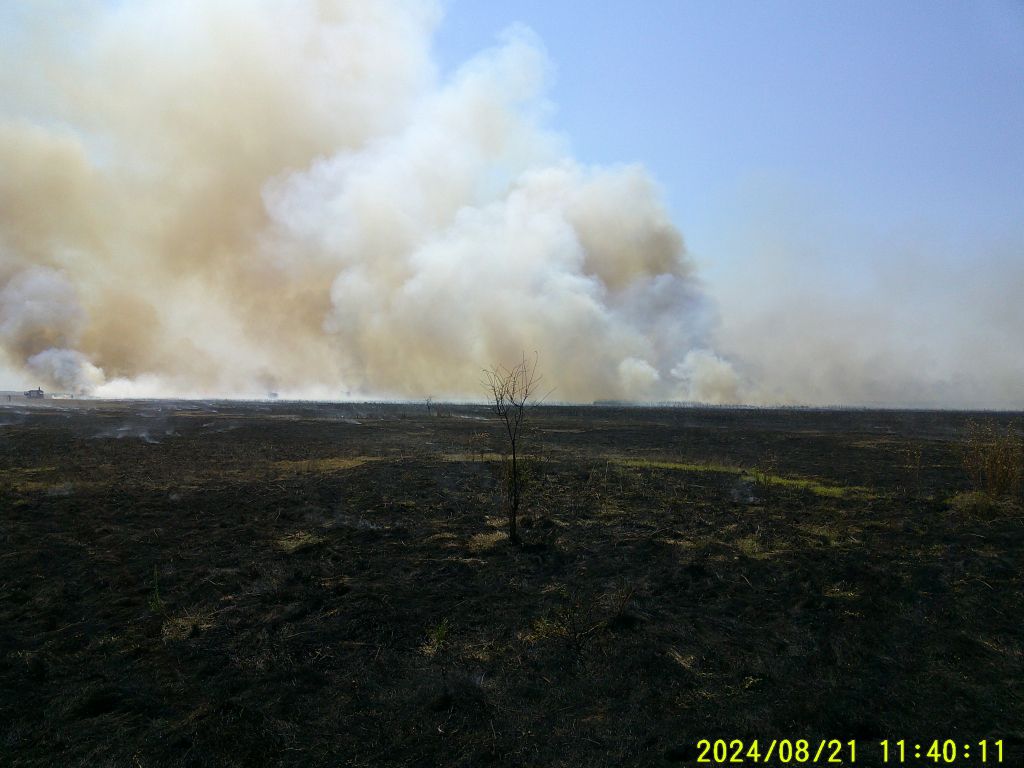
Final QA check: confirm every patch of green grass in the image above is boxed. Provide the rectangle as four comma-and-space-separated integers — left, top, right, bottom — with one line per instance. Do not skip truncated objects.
420, 618, 451, 657
948, 490, 1013, 518
796, 522, 843, 546
735, 535, 764, 557
614, 457, 870, 498
616, 458, 742, 474
745, 471, 866, 498
733, 532, 788, 559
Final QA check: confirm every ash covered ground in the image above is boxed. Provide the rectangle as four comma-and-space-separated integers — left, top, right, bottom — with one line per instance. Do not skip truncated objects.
1, 400, 1021, 766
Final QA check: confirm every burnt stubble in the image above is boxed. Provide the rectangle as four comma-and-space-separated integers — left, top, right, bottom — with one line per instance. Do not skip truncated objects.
1, 401, 1021, 766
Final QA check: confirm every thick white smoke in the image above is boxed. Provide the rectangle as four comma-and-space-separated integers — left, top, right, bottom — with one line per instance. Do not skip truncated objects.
0, 0, 738, 401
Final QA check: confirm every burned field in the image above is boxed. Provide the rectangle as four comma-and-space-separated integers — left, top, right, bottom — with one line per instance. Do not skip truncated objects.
1, 402, 1021, 766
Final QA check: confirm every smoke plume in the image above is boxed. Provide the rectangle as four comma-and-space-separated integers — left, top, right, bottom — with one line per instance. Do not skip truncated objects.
708, 188, 1024, 410
0, 0, 736, 402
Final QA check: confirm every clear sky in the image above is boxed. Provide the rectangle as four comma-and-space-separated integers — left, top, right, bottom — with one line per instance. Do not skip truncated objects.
434, 1, 1024, 277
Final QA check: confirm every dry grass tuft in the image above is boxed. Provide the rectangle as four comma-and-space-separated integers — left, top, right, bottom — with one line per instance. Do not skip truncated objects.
273, 456, 372, 474
162, 608, 215, 642
467, 531, 505, 552
275, 530, 325, 554
962, 421, 1022, 499
949, 490, 1001, 517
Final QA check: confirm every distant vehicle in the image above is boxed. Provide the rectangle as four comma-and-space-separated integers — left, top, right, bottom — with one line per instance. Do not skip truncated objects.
24, 388, 45, 399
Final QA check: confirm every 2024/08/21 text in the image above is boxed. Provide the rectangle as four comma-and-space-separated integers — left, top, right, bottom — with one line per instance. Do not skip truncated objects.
695, 738, 1004, 764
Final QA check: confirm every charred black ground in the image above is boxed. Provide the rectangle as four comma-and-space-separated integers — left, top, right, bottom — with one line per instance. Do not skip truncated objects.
1, 401, 1021, 766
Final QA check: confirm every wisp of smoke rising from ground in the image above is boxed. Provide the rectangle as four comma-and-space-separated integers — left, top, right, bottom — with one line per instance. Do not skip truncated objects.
0, 0, 737, 402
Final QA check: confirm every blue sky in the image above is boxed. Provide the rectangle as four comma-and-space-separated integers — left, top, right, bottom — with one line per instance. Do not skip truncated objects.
434, 1, 1024, 280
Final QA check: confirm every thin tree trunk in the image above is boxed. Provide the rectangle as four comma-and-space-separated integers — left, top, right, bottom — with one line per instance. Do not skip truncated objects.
509, 443, 520, 543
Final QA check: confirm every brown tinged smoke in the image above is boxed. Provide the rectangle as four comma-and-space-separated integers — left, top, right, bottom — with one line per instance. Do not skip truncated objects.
0, 0, 738, 402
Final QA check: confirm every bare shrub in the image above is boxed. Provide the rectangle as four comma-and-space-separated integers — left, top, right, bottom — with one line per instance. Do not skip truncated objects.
482, 352, 540, 544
